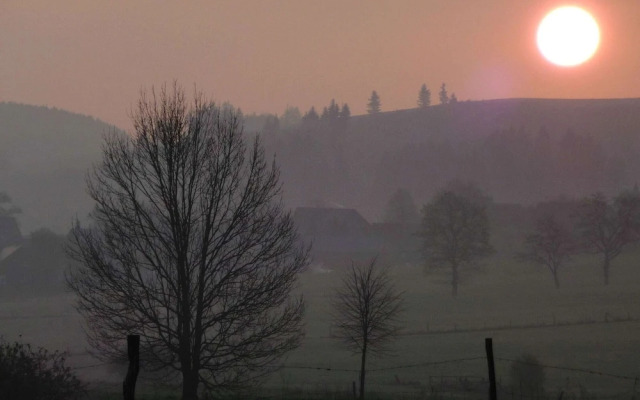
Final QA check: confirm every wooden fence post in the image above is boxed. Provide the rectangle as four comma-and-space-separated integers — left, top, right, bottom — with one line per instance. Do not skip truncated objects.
123, 334, 140, 400
485, 337, 497, 400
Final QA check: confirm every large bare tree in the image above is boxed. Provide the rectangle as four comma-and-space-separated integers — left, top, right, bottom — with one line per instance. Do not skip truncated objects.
332, 259, 403, 400
576, 190, 640, 285
419, 185, 493, 297
67, 85, 309, 399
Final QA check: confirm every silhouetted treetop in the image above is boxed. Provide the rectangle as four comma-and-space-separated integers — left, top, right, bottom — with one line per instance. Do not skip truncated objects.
439, 83, 449, 105
367, 91, 381, 114
417, 84, 431, 108
340, 103, 351, 119
302, 106, 319, 123
280, 106, 301, 129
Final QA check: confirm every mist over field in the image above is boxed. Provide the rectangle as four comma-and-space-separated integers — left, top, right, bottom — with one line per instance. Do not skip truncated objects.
5, 1, 640, 398
1, 97, 640, 398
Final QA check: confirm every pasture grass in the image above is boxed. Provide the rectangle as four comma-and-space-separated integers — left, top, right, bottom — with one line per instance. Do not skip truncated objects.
1, 230, 639, 398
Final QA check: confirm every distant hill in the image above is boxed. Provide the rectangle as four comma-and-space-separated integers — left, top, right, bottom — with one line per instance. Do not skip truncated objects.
3, 98, 640, 232
263, 98, 640, 221
0, 103, 114, 233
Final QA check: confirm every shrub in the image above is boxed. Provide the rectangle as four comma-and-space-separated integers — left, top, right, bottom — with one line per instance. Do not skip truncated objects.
509, 353, 545, 400
0, 340, 84, 400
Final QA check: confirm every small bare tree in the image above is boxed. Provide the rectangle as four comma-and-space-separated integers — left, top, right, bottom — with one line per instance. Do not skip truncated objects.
576, 190, 640, 285
521, 214, 575, 289
332, 259, 403, 400
67, 84, 309, 400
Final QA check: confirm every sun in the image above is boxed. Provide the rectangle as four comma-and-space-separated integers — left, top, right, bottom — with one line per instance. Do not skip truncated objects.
537, 6, 600, 67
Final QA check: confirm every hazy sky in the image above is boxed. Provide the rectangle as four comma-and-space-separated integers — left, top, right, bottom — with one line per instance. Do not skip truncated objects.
2, 0, 640, 129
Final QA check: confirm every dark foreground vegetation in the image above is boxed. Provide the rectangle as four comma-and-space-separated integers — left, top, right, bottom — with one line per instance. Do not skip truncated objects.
0, 340, 84, 399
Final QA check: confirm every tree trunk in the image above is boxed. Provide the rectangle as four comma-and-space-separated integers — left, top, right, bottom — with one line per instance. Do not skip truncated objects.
123, 335, 140, 400
359, 343, 367, 400
553, 270, 560, 289
603, 256, 610, 286
182, 368, 199, 400
451, 262, 458, 297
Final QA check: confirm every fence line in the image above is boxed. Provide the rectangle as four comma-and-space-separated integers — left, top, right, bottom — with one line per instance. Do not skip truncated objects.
0, 313, 76, 320
72, 362, 109, 370
497, 384, 635, 400
397, 315, 640, 337
496, 357, 638, 381
368, 356, 485, 372
69, 355, 636, 383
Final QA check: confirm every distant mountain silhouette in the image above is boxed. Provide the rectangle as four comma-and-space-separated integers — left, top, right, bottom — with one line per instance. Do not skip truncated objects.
263, 98, 640, 221
0, 103, 114, 233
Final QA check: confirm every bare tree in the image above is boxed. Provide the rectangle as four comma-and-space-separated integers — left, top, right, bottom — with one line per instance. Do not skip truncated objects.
66, 85, 309, 400
332, 259, 403, 400
575, 190, 640, 285
520, 214, 575, 289
419, 186, 493, 297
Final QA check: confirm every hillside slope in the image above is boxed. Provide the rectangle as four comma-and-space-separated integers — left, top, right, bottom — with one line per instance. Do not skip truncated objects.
265, 98, 640, 221
0, 103, 112, 233
3, 98, 640, 232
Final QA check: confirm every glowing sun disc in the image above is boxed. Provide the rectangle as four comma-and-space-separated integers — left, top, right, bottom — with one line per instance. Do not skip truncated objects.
537, 6, 600, 67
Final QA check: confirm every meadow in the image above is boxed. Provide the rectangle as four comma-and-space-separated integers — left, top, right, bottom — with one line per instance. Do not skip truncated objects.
1, 240, 639, 399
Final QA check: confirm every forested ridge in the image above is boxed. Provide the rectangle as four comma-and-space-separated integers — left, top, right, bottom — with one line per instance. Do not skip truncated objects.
260, 98, 640, 220
3, 98, 640, 231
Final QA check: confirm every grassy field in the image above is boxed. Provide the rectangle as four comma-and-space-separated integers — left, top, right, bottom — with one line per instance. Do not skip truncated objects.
280, 253, 640, 398
1, 242, 639, 399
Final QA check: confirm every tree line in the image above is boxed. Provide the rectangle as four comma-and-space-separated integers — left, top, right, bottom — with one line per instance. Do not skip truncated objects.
252, 82, 458, 134
384, 183, 640, 295
521, 189, 640, 287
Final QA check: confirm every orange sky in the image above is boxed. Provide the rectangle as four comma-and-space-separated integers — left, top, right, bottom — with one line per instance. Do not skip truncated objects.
2, 0, 639, 129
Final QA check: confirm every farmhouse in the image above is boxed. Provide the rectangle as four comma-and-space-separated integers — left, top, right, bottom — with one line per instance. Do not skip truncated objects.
293, 206, 424, 268
0, 229, 68, 292
293, 207, 382, 267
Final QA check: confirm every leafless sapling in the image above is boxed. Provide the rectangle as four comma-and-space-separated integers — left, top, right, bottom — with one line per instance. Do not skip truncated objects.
332, 259, 403, 400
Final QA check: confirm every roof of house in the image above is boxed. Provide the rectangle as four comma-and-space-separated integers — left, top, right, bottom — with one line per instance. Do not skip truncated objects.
293, 207, 382, 257
0, 230, 67, 277
293, 207, 371, 237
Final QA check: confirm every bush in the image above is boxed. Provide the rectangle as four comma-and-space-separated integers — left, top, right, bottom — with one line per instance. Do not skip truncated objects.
509, 353, 545, 400
0, 340, 84, 400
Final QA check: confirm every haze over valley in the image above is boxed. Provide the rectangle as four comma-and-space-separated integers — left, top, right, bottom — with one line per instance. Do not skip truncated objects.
2, 2, 640, 399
